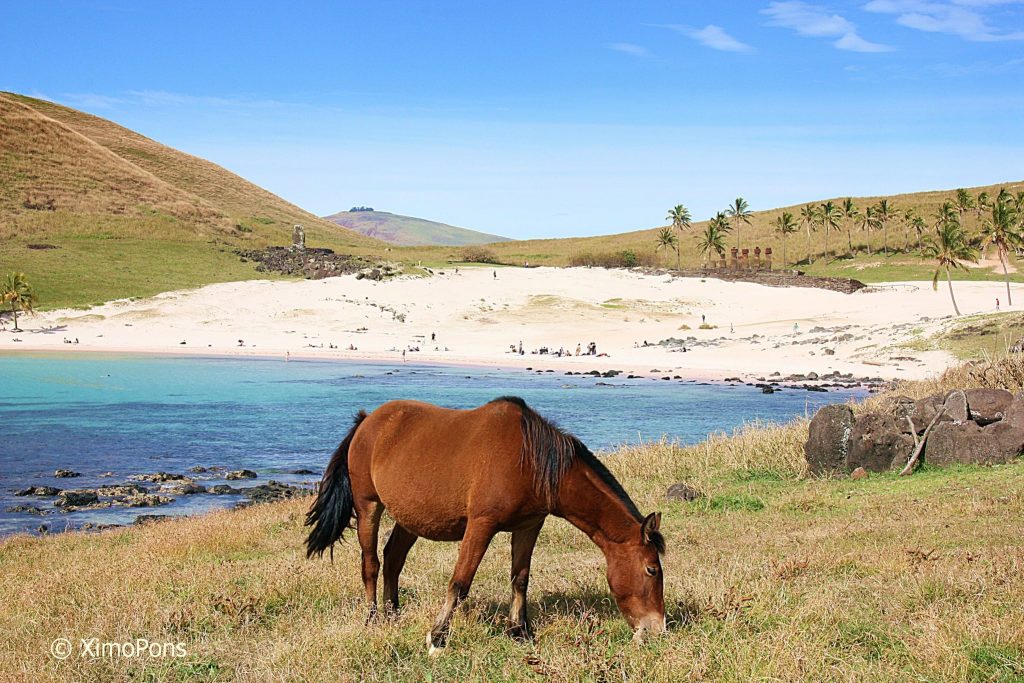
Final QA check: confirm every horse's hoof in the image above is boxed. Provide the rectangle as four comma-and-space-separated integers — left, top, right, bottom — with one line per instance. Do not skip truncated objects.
507, 625, 533, 642
426, 631, 443, 656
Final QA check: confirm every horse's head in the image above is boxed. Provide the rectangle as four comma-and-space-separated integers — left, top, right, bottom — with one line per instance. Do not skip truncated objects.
604, 512, 666, 637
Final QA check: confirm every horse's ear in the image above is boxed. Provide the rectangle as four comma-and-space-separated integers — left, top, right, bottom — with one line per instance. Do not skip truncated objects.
641, 512, 661, 543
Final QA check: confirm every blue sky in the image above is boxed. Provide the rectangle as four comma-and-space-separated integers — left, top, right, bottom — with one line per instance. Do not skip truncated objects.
2, 1, 1023, 238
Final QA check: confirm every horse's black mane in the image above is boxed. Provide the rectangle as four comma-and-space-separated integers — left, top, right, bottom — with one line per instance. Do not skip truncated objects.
490, 396, 664, 553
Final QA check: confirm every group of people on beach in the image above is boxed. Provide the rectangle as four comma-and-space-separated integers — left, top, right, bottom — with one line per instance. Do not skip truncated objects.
512, 341, 599, 357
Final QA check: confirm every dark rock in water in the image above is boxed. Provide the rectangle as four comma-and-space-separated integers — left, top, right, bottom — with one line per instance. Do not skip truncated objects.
188, 466, 210, 473
944, 390, 969, 422
15, 486, 61, 497
96, 483, 149, 497
166, 483, 207, 495
6, 504, 51, 515
122, 494, 174, 508
665, 483, 703, 502
134, 515, 170, 526
848, 413, 914, 472
242, 480, 311, 504
965, 388, 1014, 426
54, 469, 80, 478
925, 421, 1024, 466
131, 472, 192, 483
55, 490, 99, 508
289, 468, 317, 475
226, 469, 258, 480
208, 484, 240, 495
804, 385, 828, 393
805, 404, 854, 475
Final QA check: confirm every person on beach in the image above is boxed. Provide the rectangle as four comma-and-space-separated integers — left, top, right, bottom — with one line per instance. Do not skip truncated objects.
402, 349, 406, 363
576, 343, 581, 356
997, 298, 1000, 311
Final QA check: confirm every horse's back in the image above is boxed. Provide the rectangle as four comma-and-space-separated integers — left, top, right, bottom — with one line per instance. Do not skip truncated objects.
349, 399, 538, 540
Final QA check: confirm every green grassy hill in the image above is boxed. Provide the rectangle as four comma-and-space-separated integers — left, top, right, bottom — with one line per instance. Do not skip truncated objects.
324, 209, 509, 246
447, 181, 1024, 273
0, 92, 386, 308
2, 90, 1022, 308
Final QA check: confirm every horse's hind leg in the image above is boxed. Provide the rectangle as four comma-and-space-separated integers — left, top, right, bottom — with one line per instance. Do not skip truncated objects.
355, 500, 384, 622
427, 520, 498, 654
508, 520, 544, 641
382, 524, 418, 615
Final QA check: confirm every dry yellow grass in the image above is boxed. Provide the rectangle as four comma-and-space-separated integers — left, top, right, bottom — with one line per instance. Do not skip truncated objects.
2, 371, 1023, 681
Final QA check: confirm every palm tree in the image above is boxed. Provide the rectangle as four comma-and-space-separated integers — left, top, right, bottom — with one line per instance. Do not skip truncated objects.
860, 206, 876, 256
976, 191, 991, 225
954, 188, 975, 227
1, 272, 36, 332
911, 214, 927, 253
840, 198, 858, 256
665, 204, 692, 270
923, 213, 978, 316
981, 192, 1022, 306
725, 197, 752, 251
818, 200, 842, 261
772, 211, 799, 266
655, 227, 678, 267
800, 204, 818, 263
901, 208, 916, 251
874, 199, 896, 256
696, 221, 728, 266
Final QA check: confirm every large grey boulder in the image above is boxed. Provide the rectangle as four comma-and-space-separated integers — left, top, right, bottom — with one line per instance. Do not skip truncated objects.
925, 420, 1024, 466
944, 390, 969, 422
847, 412, 914, 472
965, 388, 1014, 425
805, 404, 854, 474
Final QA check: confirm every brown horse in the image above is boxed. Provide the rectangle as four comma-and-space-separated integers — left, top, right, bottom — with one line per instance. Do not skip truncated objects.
305, 396, 665, 652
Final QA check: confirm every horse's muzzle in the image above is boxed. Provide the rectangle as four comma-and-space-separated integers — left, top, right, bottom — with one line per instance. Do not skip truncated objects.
632, 613, 667, 640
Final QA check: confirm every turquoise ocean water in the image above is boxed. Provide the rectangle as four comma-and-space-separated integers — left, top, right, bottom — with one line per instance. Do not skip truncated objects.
0, 354, 863, 535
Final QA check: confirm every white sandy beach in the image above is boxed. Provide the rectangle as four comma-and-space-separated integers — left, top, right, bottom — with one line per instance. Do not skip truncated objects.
1, 266, 1018, 381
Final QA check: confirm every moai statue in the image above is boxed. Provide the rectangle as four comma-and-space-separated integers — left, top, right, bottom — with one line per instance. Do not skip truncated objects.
754, 246, 762, 270
741, 248, 750, 270
765, 247, 773, 271
730, 247, 739, 270
292, 224, 306, 251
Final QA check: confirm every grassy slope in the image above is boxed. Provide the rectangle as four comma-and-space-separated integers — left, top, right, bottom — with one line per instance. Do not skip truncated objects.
413, 180, 1024, 281
1, 414, 1022, 681
0, 92, 384, 309
324, 210, 511, 247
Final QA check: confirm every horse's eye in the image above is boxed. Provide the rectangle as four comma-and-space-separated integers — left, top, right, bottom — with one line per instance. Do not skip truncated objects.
645, 566, 658, 577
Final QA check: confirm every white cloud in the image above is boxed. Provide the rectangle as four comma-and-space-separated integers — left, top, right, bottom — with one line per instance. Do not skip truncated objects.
863, 0, 1024, 41
60, 93, 125, 109
762, 1, 895, 51
606, 42, 654, 58
656, 24, 754, 52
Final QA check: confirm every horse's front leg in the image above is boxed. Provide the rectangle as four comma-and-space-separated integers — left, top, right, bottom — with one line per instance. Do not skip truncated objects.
508, 520, 544, 641
427, 520, 498, 654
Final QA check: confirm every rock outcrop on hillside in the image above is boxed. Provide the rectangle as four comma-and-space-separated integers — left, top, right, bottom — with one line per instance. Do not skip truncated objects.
805, 388, 1024, 474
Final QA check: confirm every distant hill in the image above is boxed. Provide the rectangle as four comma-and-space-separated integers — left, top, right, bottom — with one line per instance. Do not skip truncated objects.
0, 92, 384, 307
324, 209, 510, 246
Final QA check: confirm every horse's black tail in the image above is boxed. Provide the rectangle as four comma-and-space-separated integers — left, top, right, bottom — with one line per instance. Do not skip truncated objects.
305, 410, 367, 560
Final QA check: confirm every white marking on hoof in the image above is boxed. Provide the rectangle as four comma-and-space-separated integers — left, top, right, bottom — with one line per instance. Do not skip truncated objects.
428, 644, 441, 657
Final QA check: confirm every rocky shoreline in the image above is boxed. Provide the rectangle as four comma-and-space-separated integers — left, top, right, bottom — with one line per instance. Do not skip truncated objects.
7, 466, 320, 534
